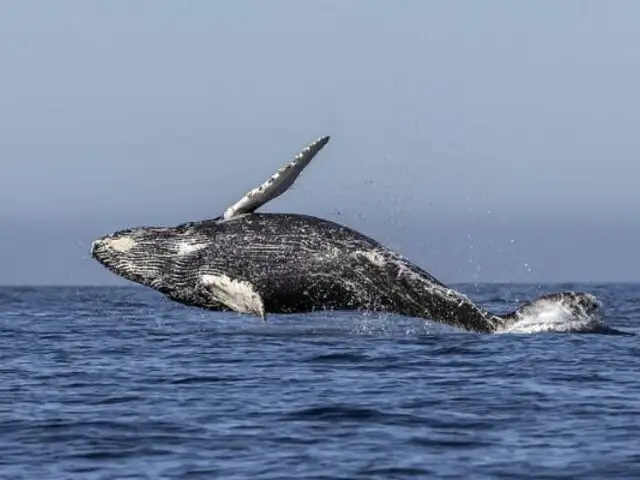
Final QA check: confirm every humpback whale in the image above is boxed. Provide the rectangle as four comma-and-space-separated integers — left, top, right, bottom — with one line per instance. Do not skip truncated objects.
91, 135, 610, 334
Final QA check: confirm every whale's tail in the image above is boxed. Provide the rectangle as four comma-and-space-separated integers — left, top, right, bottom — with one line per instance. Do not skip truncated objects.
356, 251, 622, 335
500, 291, 601, 322
493, 291, 629, 334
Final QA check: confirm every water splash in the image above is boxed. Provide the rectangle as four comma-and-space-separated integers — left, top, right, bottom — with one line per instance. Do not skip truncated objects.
497, 294, 611, 334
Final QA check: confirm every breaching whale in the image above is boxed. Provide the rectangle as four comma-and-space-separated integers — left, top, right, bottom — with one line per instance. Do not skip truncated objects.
91, 135, 611, 334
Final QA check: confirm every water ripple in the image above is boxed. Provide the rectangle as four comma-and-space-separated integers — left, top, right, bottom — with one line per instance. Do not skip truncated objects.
0, 284, 639, 479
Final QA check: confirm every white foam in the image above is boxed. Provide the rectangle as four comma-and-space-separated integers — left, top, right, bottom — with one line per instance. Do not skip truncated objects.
497, 298, 607, 334
353, 250, 387, 267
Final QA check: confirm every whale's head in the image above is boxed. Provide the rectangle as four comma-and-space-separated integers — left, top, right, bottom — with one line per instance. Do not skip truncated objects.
91, 224, 210, 289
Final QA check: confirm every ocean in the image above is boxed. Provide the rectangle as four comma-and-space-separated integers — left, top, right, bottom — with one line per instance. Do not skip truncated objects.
1, 283, 638, 479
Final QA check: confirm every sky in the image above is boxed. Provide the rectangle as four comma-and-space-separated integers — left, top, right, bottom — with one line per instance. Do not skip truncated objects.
1, 1, 640, 285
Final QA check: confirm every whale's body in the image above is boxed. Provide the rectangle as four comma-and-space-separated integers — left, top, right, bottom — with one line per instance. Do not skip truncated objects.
92, 212, 512, 333
91, 135, 614, 334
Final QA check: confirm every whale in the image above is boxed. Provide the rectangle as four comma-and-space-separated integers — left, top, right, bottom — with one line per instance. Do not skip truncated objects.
91, 135, 616, 334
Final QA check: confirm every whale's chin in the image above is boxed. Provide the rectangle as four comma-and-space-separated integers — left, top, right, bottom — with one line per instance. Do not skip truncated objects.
90, 229, 166, 289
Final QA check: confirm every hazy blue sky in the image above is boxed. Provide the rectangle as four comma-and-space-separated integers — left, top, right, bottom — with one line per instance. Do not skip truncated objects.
2, 1, 639, 285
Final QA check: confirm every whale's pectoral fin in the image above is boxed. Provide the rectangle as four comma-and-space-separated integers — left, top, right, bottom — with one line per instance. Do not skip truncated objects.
199, 273, 267, 322
223, 135, 330, 220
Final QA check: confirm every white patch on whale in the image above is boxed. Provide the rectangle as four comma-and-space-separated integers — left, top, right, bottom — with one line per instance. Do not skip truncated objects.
353, 250, 387, 267
177, 242, 206, 256
201, 274, 266, 319
106, 236, 136, 253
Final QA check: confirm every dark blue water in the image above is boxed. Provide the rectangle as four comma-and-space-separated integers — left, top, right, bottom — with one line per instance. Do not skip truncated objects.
1, 283, 639, 479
